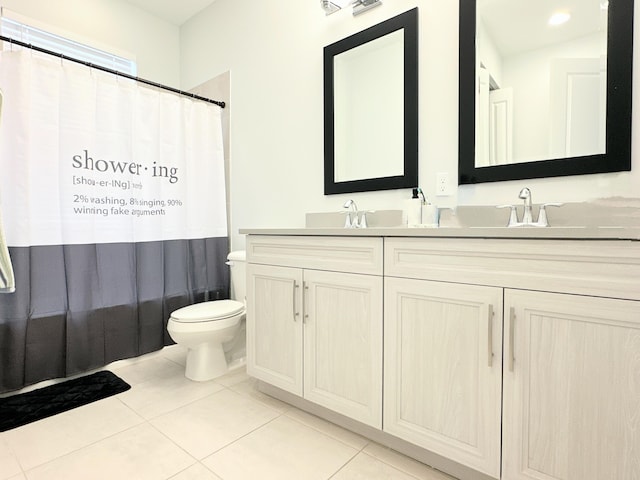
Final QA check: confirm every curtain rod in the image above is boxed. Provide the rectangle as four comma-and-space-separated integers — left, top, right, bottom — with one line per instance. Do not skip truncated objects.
0, 35, 226, 108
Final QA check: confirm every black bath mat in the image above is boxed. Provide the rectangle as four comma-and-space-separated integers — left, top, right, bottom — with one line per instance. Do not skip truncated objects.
0, 370, 131, 432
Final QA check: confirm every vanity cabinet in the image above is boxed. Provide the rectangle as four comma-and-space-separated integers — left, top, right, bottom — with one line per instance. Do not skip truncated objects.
385, 236, 640, 480
502, 289, 640, 480
246, 235, 383, 428
244, 231, 640, 480
246, 263, 303, 395
384, 277, 503, 478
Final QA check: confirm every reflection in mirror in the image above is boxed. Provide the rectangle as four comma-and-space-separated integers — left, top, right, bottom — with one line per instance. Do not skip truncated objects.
477, 0, 607, 167
459, 0, 633, 184
334, 29, 404, 182
324, 8, 418, 194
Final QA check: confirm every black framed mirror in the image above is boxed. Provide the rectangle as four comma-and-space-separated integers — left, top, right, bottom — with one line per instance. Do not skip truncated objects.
324, 8, 418, 194
459, 0, 634, 184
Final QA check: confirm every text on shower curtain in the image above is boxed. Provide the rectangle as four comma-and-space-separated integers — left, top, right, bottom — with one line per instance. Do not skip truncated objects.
0, 50, 228, 247
71, 149, 181, 218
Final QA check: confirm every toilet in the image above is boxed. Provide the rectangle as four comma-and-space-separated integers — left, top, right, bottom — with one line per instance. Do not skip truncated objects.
167, 251, 247, 381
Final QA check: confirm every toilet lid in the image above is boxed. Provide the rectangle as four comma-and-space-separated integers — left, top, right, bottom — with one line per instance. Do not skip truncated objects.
170, 300, 245, 323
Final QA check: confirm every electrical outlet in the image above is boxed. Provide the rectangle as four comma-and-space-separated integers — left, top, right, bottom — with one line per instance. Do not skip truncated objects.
436, 172, 451, 196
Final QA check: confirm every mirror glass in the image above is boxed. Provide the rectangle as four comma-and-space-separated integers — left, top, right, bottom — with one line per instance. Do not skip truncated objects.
334, 29, 405, 182
324, 8, 418, 194
477, 0, 607, 166
459, 0, 633, 184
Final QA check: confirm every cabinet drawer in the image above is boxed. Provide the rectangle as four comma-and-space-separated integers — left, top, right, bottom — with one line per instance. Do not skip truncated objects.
385, 237, 640, 300
247, 235, 383, 275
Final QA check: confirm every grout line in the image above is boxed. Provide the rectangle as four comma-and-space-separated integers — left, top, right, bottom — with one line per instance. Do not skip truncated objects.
142, 376, 287, 465
5, 397, 146, 474
145, 420, 201, 469
326, 448, 362, 479
361, 445, 456, 480
326, 433, 371, 480
359, 450, 427, 480
282, 410, 369, 452
195, 413, 286, 478
17, 421, 147, 477
1, 434, 27, 479
2, 353, 459, 480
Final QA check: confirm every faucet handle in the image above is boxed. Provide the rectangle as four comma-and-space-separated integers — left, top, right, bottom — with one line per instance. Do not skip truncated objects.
359, 211, 367, 228
344, 212, 353, 228
536, 203, 563, 227
496, 204, 520, 227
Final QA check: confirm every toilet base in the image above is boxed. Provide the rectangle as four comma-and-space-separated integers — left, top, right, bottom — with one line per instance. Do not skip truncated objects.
185, 342, 228, 381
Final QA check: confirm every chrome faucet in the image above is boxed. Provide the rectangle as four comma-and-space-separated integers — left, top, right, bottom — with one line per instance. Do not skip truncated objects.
518, 187, 533, 224
497, 188, 563, 227
343, 199, 360, 228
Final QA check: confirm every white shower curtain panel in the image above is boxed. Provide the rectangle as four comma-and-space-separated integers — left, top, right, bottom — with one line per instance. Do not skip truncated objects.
0, 89, 15, 293
0, 50, 227, 247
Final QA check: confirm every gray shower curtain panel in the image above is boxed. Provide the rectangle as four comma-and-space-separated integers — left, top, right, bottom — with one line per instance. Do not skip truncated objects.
0, 237, 229, 393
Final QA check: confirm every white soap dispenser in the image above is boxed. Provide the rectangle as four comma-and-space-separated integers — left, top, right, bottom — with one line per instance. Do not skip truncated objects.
405, 188, 422, 226
414, 187, 439, 228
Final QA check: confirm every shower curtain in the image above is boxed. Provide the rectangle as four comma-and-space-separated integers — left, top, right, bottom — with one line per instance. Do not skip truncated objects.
0, 89, 15, 294
0, 50, 229, 393
0, 205, 13, 293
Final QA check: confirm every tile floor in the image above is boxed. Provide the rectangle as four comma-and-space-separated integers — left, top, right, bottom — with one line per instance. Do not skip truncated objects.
0, 346, 457, 480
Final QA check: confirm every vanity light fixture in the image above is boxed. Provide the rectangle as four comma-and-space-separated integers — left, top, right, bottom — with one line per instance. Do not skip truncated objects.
321, 0, 382, 16
548, 11, 571, 26
352, 0, 382, 16
321, 0, 342, 15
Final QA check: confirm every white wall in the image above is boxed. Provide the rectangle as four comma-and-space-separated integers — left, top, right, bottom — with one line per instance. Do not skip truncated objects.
1, 0, 181, 87
181, 0, 640, 251
501, 33, 605, 163
477, 18, 503, 86
181, 0, 460, 250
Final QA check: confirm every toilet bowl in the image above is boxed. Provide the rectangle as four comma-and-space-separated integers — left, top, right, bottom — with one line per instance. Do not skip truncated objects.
167, 251, 246, 381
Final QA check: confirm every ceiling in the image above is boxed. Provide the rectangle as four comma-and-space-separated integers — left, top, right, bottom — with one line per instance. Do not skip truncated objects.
478, 0, 607, 57
122, 0, 217, 25
121, 0, 606, 52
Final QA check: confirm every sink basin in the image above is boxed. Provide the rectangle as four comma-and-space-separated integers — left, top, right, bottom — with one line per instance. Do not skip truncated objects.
440, 200, 640, 229
305, 210, 403, 228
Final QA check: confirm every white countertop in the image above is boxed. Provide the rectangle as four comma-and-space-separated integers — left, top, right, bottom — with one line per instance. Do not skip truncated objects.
239, 226, 640, 241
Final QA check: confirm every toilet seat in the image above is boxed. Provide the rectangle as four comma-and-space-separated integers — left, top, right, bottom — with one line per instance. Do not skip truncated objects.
170, 300, 245, 323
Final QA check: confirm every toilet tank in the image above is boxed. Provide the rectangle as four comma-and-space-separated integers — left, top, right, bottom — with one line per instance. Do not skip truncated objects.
227, 251, 246, 303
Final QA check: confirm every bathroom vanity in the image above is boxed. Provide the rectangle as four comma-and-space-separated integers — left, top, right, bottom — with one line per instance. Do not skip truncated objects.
240, 227, 640, 480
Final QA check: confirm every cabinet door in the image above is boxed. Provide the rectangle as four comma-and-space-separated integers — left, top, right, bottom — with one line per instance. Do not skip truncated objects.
503, 289, 640, 480
246, 264, 303, 395
303, 270, 383, 428
384, 277, 503, 478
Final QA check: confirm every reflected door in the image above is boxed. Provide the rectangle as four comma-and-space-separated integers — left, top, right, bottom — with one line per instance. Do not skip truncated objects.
550, 57, 607, 158
489, 87, 513, 165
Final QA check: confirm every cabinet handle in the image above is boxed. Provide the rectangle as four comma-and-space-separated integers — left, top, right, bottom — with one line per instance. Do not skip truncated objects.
487, 304, 494, 367
293, 282, 300, 321
508, 307, 515, 372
